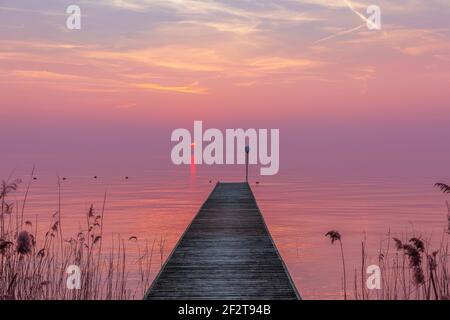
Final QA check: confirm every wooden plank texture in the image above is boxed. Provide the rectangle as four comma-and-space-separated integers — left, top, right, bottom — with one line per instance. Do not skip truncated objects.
145, 182, 300, 300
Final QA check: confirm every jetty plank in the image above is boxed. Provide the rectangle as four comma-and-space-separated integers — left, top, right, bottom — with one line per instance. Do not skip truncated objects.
145, 182, 300, 300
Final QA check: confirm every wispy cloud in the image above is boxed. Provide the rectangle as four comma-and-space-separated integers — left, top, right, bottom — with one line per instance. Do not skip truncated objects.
0, 5, 64, 16
134, 81, 207, 94
1, 0, 449, 102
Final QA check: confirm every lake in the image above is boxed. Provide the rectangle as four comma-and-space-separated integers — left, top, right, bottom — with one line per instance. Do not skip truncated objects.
1, 160, 449, 299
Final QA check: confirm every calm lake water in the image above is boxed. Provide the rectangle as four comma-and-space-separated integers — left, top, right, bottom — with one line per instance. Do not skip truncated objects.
1, 161, 449, 299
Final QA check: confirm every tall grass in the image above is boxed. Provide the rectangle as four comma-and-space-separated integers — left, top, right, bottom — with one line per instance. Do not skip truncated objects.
327, 182, 450, 300
349, 232, 450, 300
0, 175, 159, 300
325, 230, 347, 299
327, 232, 450, 300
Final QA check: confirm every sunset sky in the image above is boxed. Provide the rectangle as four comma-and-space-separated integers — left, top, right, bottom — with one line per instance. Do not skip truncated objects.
1, 0, 450, 174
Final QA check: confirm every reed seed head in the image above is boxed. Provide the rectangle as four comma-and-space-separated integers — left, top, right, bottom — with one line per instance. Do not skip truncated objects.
16, 231, 32, 255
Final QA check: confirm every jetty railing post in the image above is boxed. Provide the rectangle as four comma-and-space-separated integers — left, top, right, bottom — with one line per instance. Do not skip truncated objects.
245, 145, 250, 183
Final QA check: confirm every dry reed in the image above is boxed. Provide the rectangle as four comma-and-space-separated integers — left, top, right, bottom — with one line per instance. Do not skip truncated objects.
0, 174, 162, 300
330, 182, 450, 300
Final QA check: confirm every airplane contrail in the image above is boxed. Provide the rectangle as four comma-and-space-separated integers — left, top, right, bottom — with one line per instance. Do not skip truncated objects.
343, 0, 378, 30
313, 0, 380, 44
314, 23, 365, 44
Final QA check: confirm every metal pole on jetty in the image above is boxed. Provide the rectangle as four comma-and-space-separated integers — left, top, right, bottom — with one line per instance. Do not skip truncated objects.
245, 145, 250, 183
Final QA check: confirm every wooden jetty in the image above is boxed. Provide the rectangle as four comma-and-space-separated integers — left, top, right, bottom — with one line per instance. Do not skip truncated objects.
145, 182, 300, 300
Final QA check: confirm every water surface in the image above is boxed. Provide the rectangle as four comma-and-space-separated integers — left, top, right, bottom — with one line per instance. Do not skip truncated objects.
2, 162, 449, 299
